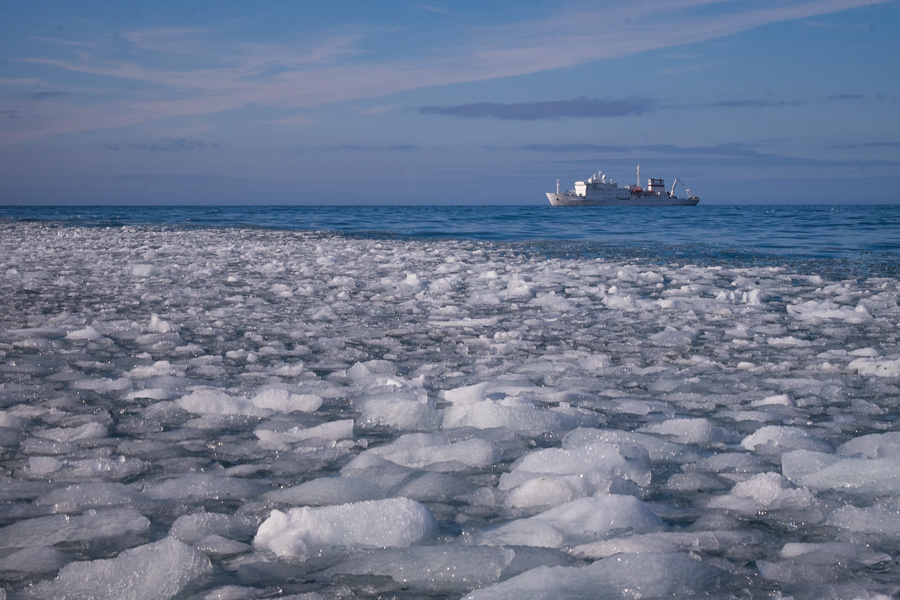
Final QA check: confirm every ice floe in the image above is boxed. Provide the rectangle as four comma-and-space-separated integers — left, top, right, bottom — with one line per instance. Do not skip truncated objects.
1, 222, 899, 599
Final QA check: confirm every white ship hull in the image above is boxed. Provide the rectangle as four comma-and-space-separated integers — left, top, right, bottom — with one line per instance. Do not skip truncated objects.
546, 192, 699, 207
547, 166, 700, 207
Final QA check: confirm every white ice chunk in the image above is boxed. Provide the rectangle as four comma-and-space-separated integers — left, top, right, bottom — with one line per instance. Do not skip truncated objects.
325, 545, 516, 592
254, 419, 354, 449
563, 428, 699, 464
787, 300, 872, 323
65, 325, 104, 341
175, 389, 267, 417
23, 536, 211, 600
648, 327, 695, 347
0, 411, 26, 429
24, 456, 148, 482
169, 512, 259, 545
129, 263, 160, 277
750, 393, 794, 407
463, 552, 725, 599
250, 387, 322, 413
147, 313, 174, 333
0, 508, 149, 548
253, 497, 437, 559
639, 418, 738, 444
500, 442, 650, 508
707, 472, 818, 513
848, 357, 900, 377
827, 499, 900, 538
779, 541, 891, 567
143, 474, 266, 501
34, 421, 108, 443
34, 482, 147, 512
782, 450, 900, 499
264, 476, 397, 506
359, 394, 443, 430
345, 433, 500, 472
572, 529, 759, 560
71, 377, 133, 393
838, 431, 900, 458
740, 425, 834, 454
475, 495, 661, 548
442, 390, 597, 434
442, 382, 490, 405
0, 545, 70, 574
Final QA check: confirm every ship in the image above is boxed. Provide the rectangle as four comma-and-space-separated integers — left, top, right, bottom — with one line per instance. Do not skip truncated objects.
546, 165, 699, 206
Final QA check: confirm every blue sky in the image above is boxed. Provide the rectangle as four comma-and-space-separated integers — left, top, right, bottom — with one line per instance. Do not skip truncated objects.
1, 0, 898, 205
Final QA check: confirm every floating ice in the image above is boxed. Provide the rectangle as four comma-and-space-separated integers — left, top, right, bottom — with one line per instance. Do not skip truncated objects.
838, 431, 900, 458
827, 499, 900, 538
0, 508, 150, 549
572, 529, 761, 560
325, 546, 517, 592
255, 419, 354, 449
849, 356, 900, 377
639, 417, 738, 445
0, 545, 70, 575
20, 536, 212, 600
707, 472, 820, 514
441, 383, 598, 433
475, 495, 661, 548
782, 450, 900, 499
740, 425, 834, 454
253, 497, 437, 559
143, 473, 267, 501
464, 552, 726, 599
33, 482, 147, 512
2, 222, 899, 598
168, 511, 259, 545
499, 441, 649, 508
345, 432, 500, 472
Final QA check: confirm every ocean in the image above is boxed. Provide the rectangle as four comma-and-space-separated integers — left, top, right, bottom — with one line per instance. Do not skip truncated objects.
5, 203, 900, 274
1, 204, 899, 599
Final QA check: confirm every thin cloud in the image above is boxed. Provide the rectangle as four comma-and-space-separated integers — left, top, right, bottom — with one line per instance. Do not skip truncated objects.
103, 138, 221, 152
826, 93, 865, 100
709, 99, 802, 108
520, 141, 900, 168
30, 91, 69, 101
3, 0, 892, 143
420, 97, 656, 120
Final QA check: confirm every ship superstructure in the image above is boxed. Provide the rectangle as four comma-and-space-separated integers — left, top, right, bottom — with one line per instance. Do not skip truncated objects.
547, 165, 699, 206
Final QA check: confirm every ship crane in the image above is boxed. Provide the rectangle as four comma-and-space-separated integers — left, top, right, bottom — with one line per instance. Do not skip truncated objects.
669, 178, 692, 199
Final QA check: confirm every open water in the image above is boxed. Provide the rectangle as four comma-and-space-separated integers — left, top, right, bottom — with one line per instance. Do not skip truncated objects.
4, 204, 900, 276
1, 204, 900, 599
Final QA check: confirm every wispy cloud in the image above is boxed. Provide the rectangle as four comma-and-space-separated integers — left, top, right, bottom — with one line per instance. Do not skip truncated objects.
519, 141, 900, 168
826, 93, 866, 100
708, 99, 802, 108
420, 97, 656, 120
298, 143, 424, 153
2, 0, 890, 144
102, 137, 221, 152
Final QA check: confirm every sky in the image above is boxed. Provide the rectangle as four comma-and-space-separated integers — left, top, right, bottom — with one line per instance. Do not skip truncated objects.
1, 0, 898, 205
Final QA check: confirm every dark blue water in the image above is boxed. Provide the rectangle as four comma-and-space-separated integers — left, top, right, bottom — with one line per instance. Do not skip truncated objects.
3, 204, 899, 278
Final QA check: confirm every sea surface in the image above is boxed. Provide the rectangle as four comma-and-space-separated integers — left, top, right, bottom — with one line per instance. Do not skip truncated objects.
4, 203, 900, 277
1, 204, 900, 599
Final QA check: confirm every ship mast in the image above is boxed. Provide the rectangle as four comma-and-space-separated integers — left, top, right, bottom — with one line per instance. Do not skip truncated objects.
636, 165, 640, 188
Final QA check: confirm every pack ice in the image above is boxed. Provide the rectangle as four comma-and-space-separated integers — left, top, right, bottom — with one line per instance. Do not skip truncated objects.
0, 222, 899, 599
